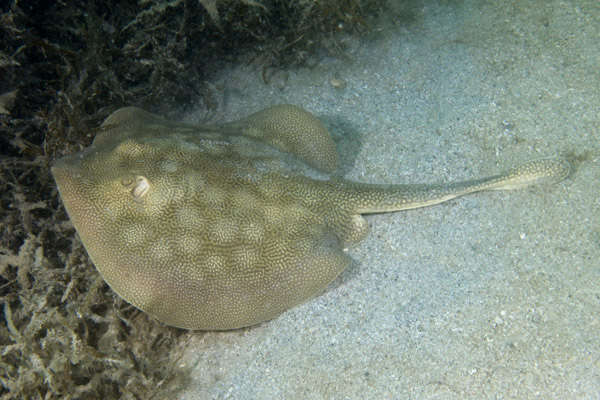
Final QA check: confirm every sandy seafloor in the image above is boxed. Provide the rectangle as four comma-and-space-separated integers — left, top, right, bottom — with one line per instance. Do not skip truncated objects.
179, 1, 599, 398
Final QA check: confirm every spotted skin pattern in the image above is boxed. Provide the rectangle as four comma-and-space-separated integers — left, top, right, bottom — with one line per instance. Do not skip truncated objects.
52, 105, 570, 330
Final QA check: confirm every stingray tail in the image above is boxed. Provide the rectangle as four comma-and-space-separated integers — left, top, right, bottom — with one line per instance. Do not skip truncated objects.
346, 158, 571, 214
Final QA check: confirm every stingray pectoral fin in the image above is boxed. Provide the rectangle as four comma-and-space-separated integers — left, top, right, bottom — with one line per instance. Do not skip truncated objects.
220, 104, 339, 173
94, 107, 201, 147
199, 225, 351, 330
283, 227, 351, 305
345, 158, 571, 214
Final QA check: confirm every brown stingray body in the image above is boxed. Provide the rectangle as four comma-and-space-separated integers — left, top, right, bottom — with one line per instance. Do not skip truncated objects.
52, 105, 570, 330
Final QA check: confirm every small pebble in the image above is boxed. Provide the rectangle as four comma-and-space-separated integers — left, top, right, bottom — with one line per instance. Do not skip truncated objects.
330, 77, 347, 89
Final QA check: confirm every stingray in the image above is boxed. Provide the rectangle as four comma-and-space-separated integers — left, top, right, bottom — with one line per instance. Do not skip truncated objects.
52, 105, 570, 330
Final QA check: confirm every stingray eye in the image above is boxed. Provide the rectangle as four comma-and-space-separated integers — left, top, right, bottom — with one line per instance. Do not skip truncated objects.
131, 176, 150, 200
121, 175, 151, 201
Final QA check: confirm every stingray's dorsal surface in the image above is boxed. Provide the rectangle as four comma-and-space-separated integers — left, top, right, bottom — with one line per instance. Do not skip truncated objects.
98, 105, 338, 172
52, 105, 570, 330
218, 104, 339, 172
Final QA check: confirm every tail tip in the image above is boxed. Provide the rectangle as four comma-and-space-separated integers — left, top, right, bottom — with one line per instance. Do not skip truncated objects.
504, 158, 571, 189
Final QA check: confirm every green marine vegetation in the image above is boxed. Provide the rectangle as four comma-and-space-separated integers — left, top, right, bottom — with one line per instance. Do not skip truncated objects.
52, 105, 570, 330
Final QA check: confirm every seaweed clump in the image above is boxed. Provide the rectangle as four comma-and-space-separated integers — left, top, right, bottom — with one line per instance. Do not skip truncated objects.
0, 0, 386, 398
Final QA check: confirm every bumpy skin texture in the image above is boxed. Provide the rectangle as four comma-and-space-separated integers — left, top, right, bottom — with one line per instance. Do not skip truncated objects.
219, 104, 339, 173
52, 105, 570, 330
